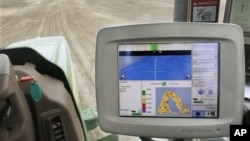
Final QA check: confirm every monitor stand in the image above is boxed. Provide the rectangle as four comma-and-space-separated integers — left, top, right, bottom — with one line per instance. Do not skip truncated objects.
245, 44, 250, 99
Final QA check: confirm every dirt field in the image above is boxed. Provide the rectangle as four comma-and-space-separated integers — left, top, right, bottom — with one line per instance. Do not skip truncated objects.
0, 0, 226, 140
0, 0, 175, 108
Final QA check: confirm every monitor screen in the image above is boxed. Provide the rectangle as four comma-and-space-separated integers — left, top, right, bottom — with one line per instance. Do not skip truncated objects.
96, 23, 244, 138
119, 43, 219, 118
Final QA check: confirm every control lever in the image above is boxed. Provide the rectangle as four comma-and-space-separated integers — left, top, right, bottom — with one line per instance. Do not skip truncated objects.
19, 76, 42, 102
2, 101, 12, 131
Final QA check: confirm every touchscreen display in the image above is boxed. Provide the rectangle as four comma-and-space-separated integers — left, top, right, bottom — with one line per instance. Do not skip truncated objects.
118, 43, 219, 118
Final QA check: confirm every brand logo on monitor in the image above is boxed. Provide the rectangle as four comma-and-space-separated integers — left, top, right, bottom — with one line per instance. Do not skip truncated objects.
182, 129, 213, 133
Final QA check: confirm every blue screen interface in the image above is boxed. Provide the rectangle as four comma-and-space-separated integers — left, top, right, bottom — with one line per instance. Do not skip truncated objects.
118, 43, 219, 118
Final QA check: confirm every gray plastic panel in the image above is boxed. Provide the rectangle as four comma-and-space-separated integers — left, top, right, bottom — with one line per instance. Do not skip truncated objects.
14, 63, 85, 141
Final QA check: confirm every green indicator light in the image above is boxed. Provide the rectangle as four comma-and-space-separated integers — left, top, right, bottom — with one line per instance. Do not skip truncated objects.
142, 90, 146, 95
162, 82, 167, 86
132, 112, 142, 116
151, 44, 158, 53
194, 101, 204, 103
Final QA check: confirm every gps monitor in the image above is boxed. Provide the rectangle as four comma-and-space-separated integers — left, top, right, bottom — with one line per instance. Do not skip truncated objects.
95, 23, 245, 138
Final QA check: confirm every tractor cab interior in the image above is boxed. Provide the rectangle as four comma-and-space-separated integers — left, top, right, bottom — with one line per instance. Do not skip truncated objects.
1, 1, 250, 141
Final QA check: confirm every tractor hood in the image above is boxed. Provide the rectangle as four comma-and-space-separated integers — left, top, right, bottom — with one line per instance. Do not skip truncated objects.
1, 36, 74, 95
7, 36, 68, 62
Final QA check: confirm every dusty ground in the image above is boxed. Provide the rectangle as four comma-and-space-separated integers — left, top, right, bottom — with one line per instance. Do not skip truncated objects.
0, 0, 175, 109
0, 0, 227, 140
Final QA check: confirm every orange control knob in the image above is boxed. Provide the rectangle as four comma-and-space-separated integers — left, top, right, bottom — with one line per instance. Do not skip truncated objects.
19, 76, 34, 83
